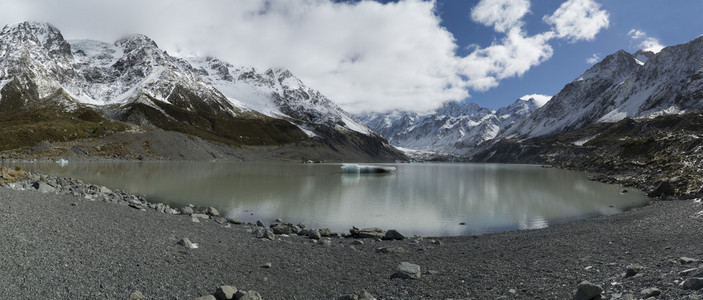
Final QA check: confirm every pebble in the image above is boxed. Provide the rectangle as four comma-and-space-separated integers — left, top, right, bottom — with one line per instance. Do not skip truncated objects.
640, 287, 661, 298
178, 238, 197, 249
681, 257, 699, 265
129, 290, 145, 299
625, 264, 645, 277
261, 262, 272, 268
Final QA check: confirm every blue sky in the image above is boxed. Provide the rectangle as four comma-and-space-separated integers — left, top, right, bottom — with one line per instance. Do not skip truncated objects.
1, 0, 702, 113
436, 0, 703, 109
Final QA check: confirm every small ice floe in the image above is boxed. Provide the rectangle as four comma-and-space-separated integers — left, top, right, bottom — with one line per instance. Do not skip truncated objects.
56, 158, 69, 167
341, 163, 396, 174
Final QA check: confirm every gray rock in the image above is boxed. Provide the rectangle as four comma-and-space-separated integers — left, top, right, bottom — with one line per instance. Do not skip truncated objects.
338, 294, 358, 300
625, 264, 645, 277
430, 239, 444, 246
195, 295, 217, 300
690, 269, 703, 278
129, 291, 145, 299
33, 181, 56, 193
390, 262, 421, 280
573, 281, 603, 300
384, 229, 405, 240
319, 228, 332, 237
681, 257, 700, 265
275, 218, 284, 223
178, 238, 197, 249
261, 262, 272, 268
253, 227, 267, 239
99, 186, 113, 195
227, 218, 244, 225
193, 213, 210, 220
263, 229, 275, 240
233, 290, 247, 300
318, 239, 332, 246
206, 206, 220, 217
359, 290, 375, 300
182, 206, 194, 215
215, 285, 238, 300
358, 228, 386, 239
214, 217, 227, 225
272, 224, 293, 235
155, 203, 165, 213
256, 220, 265, 227
640, 287, 661, 298
352, 240, 364, 245
236, 290, 262, 300
191, 216, 201, 223
376, 246, 406, 254
680, 268, 700, 276
683, 278, 703, 290
308, 230, 321, 240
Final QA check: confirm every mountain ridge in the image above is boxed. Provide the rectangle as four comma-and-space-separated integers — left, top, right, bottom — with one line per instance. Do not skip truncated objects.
0, 21, 403, 161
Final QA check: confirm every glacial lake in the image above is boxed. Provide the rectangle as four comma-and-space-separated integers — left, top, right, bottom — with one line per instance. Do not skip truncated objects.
12, 161, 648, 236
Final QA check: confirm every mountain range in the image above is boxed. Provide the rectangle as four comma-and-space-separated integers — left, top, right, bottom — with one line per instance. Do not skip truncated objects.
3, 21, 703, 168
356, 96, 543, 155
358, 34, 703, 160
0, 22, 403, 161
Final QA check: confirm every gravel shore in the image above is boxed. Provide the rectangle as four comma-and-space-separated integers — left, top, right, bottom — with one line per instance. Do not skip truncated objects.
2, 181, 703, 299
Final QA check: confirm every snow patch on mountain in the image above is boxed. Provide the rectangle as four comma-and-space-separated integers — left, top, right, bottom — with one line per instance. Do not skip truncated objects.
187, 56, 372, 135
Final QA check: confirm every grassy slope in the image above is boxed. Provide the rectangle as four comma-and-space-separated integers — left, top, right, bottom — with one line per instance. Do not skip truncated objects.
0, 79, 128, 151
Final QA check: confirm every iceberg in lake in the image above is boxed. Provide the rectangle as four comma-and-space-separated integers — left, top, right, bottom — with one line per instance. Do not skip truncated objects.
341, 164, 396, 173
56, 158, 68, 167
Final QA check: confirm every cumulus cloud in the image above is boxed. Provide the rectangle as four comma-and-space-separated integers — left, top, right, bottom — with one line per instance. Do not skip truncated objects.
543, 0, 609, 42
628, 29, 664, 53
586, 53, 601, 64
0, 0, 611, 113
462, 0, 607, 94
460, 28, 554, 91
470, 0, 531, 33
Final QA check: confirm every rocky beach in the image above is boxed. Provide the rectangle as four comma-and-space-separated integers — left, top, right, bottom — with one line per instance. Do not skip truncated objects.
1, 168, 702, 299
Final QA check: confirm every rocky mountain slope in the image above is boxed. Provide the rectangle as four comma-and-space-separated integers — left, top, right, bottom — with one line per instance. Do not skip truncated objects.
506, 36, 703, 138
471, 35, 703, 198
0, 22, 402, 161
356, 96, 543, 155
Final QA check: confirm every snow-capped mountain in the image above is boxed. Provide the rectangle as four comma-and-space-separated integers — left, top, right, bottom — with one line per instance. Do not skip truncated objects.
0, 21, 399, 160
187, 57, 372, 135
356, 97, 543, 154
506, 35, 703, 138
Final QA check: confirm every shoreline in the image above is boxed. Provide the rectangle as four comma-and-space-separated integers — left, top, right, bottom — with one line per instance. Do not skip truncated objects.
2, 159, 652, 238
3, 164, 703, 298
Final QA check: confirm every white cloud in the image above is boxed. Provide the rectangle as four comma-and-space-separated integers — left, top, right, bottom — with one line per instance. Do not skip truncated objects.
627, 29, 646, 40
0, 0, 611, 114
470, 0, 530, 33
543, 0, 609, 42
520, 94, 552, 107
628, 29, 664, 53
460, 28, 554, 91
586, 53, 601, 64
